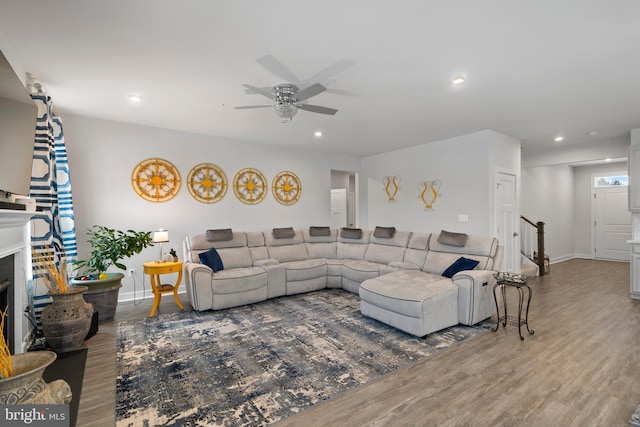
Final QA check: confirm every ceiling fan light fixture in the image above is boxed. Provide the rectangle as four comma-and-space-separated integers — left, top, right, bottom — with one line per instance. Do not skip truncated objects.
273, 102, 298, 123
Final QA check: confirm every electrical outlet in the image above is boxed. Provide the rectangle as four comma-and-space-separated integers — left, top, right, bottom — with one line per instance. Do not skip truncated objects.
128, 268, 136, 277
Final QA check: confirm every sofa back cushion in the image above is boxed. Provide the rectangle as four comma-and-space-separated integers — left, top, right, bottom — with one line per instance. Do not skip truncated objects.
364, 244, 406, 264
364, 230, 411, 264
267, 244, 309, 262
404, 232, 429, 267
336, 229, 371, 260
184, 232, 254, 268
305, 242, 337, 259
422, 233, 499, 274
246, 231, 268, 262
302, 228, 337, 258
217, 247, 253, 269
264, 230, 309, 262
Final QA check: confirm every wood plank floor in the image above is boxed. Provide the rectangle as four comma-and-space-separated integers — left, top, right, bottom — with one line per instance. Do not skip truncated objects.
77, 259, 640, 426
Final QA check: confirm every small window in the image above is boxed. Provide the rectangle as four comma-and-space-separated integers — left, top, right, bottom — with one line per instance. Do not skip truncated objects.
594, 175, 628, 187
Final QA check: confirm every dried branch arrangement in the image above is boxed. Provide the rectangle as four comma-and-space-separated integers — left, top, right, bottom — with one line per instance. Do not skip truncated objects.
0, 307, 12, 379
31, 248, 69, 294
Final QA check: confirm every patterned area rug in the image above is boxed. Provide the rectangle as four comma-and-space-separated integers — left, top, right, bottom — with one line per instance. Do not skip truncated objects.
631, 402, 640, 426
116, 289, 490, 426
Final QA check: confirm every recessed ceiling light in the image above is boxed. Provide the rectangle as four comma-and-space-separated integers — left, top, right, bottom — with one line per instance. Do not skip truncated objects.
554, 136, 564, 142
128, 94, 142, 103
314, 131, 322, 137
588, 130, 599, 136
452, 77, 466, 85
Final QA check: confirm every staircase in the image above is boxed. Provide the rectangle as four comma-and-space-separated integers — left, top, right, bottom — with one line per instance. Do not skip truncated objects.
520, 216, 549, 276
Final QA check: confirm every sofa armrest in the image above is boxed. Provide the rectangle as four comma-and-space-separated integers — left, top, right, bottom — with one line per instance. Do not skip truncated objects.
254, 258, 279, 267
451, 269, 496, 325
183, 262, 214, 311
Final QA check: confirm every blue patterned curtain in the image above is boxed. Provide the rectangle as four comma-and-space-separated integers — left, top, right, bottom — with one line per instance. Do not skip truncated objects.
28, 95, 78, 330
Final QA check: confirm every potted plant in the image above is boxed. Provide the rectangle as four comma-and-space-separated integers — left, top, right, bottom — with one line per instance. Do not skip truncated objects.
72, 225, 154, 323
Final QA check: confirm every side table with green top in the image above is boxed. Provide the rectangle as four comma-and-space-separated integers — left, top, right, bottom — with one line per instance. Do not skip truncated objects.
491, 272, 535, 340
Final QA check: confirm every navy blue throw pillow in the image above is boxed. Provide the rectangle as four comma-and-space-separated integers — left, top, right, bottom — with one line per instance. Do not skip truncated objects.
442, 257, 479, 278
199, 247, 224, 272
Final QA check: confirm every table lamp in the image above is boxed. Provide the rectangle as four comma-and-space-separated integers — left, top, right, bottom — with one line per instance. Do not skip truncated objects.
152, 229, 169, 262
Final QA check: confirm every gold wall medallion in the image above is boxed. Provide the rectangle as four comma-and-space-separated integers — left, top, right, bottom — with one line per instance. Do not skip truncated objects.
187, 163, 227, 203
233, 168, 267, 204
272, 170, 301, 205
131, 158, 181, 202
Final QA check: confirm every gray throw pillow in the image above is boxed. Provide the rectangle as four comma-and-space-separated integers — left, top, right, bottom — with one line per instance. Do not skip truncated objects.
273, 227, 296, 239
438, 230, 468, 247
341, 227, 362, 239
309, 226, 331, 236
206, 228, 233, 242
373, 226, 396, 238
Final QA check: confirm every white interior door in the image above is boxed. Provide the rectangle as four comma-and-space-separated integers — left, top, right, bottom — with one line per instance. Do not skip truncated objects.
495, 172, 518, 272
594, 186, 631, 261
331, 189, 347, 228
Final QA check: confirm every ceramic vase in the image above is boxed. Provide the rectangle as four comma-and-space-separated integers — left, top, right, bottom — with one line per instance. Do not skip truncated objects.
41, 286, 93, 353
0, 351, 72, 404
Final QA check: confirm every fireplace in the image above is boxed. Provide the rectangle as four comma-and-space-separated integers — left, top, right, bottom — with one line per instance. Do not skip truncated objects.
0, 254, 14, 353
0, 208, 36, 353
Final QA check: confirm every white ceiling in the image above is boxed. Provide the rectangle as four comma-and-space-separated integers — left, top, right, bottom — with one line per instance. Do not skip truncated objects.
1, 1, 640, 157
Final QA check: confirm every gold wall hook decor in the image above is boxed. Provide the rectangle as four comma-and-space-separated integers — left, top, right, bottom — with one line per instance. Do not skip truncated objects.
419, 180, 441, 210
383, 175, 400, 202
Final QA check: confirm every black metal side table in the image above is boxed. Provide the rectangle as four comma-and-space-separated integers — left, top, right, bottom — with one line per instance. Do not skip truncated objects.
491, 272, 535, 340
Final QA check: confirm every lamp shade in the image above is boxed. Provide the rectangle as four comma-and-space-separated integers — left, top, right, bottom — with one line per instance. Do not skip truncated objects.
153, 229, 169, 243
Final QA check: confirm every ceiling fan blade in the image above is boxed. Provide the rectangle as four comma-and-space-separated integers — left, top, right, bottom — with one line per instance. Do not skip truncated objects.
234, 105, 272, 110
256, 54, 300, 83
244, 85, 272, 95
241, 84, 274, 100
298, 104, 338, 115
295, 83, 327, 102
325, 88, 361, 97
305, 59, 357, 84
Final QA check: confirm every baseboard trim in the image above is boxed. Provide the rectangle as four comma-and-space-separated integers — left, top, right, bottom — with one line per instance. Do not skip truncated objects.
118, 289, 187, 303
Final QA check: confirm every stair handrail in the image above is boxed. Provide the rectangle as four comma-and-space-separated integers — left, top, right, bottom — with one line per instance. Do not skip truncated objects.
520, 215, 547, 276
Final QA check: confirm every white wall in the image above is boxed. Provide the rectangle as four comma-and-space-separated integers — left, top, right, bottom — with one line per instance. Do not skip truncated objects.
62, 113, 361, 301
521, 165, 574, 262
361, 130, 520, 236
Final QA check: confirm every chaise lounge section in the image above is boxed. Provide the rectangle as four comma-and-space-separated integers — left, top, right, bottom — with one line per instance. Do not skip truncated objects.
183, 227, 503, 337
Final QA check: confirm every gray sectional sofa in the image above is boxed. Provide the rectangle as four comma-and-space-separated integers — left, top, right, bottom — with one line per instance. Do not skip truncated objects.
182, 227, 503, 337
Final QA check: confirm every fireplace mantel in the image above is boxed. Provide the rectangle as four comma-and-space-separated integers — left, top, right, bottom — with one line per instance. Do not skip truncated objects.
0, 208, 36, 353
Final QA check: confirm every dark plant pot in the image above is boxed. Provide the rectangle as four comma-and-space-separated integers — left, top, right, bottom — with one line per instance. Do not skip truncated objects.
71, 273, 124, 323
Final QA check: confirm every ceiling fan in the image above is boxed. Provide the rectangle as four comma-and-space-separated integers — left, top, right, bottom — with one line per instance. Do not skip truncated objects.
235, 82, 338, 123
